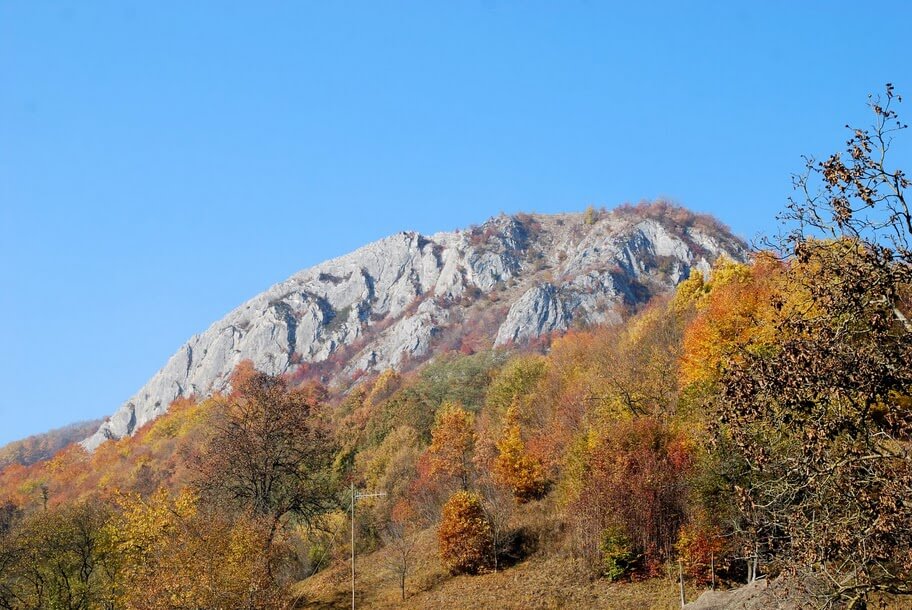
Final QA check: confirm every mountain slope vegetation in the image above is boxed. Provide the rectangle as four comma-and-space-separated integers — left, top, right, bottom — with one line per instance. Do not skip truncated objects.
0, 420, 102, 471
1, 88, 911, 610
82, 202, 745, 450
2, 244, 908, 608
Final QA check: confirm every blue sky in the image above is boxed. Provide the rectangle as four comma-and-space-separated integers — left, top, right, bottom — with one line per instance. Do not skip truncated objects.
1, 1, 910, 445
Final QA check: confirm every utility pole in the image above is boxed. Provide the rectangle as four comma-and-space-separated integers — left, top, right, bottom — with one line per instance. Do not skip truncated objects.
351, 482, 354, 610
678, 560, 685, 609
350, 482, 386, 610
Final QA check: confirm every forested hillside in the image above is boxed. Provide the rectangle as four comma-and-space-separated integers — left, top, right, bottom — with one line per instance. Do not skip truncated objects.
0, 420, 102, 471
0, 263, 755, 608
0, 88, 910, 610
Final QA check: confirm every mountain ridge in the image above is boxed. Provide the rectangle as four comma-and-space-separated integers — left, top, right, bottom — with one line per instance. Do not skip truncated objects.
0, 420, 103, 470
82, 203, 747, 451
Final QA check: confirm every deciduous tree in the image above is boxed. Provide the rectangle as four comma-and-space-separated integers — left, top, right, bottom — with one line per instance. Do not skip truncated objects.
719, 86, 912, 608
195, 367, 337, 552
437, 490, 493, 575
426, 403, 475, 492
492, 406, 546, 503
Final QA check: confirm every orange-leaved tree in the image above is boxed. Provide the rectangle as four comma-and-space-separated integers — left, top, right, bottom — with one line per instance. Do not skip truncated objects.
437, 490, 493, 575
194, 365, 337, 554
426, 402, 475, 491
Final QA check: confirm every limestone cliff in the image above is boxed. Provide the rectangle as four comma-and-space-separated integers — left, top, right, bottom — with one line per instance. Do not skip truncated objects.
82, 205, 746, 450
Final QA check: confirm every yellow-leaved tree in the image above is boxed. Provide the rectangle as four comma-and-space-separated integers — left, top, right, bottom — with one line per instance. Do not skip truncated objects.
105, 488, 276, 610
427, 402, 476, 491
493, 405, 546, 502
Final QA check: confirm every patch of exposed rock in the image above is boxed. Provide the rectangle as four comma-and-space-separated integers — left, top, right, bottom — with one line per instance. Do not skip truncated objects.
83, 205, 747, 450
685, 578, 823, 609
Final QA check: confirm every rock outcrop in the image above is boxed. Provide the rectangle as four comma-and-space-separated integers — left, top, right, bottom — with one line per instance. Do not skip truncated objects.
684, 577, 824, 609
82, 204, 747, 450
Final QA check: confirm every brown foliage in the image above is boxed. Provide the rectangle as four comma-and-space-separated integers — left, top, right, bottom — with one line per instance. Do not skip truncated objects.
718, 242, 912, 602
568, 417, 693, 577
194, 368, 337, 549
719, 86, 912, 606
437, 490, 494, 575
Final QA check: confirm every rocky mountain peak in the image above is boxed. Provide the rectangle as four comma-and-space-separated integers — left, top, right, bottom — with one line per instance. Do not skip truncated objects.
82, 203, 747, 451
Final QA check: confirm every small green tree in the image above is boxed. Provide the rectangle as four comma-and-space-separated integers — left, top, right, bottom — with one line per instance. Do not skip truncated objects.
600, 528, 636, 581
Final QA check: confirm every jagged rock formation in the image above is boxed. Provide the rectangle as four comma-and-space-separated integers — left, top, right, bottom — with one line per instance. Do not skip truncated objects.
82, 204, 747, 450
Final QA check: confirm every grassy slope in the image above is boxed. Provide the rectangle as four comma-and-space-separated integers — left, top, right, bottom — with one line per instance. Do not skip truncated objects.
293, 527, 690, 610
295, 542, 912, 610
292, 498, 701, 610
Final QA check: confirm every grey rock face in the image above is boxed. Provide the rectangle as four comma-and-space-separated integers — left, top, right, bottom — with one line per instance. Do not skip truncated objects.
494, 284, 568, 346
82, 206, 747, 451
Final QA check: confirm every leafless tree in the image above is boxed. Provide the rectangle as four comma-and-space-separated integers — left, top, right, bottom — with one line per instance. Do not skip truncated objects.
478, 478, 514, 573
381, 520, 418, 602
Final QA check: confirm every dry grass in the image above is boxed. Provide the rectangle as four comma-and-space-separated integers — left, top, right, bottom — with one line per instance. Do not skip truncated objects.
291, 525, 691, 610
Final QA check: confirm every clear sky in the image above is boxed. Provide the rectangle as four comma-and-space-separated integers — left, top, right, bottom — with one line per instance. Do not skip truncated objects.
1, 1, 910, 445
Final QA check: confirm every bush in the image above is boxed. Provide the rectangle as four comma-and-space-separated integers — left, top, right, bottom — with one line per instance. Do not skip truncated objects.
676, 522, 724, 585
583, 205, 599, 225
600, 528, 637, 581
437, 491, 494, 574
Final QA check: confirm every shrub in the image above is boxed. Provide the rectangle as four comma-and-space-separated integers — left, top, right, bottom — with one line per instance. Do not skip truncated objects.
676, 522, 724, 585
437, 491, 494, 574
583, 205, 599, 225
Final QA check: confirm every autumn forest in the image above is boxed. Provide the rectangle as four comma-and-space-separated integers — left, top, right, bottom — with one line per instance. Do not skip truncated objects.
1, 88, 911, 610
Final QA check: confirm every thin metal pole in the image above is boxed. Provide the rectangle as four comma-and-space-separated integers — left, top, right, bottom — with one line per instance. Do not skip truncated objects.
678, 560, 685, 608
351, 481, 355, 610
710, 551, 715, 590
349, 486, 384, 610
